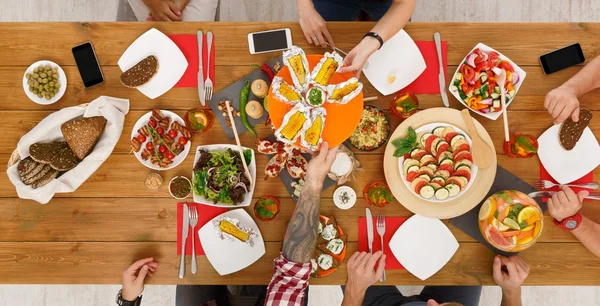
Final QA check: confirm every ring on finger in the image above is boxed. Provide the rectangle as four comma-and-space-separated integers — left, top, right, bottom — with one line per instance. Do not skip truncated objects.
312, 36, 318, 43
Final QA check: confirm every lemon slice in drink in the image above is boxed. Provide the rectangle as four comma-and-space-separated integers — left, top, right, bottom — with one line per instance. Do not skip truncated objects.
517, 206, 538, 224
479, 199, 495, 221
503, 218, 521, 230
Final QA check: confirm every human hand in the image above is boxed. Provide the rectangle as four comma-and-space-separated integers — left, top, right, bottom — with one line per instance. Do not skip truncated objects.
345, 251, 386, 295
338, 37, 380, 78
144, 0, 182, 21
121, 257, 158, 301
547, 186, 588, 222
492, 255, 529, 294
297, 0, 334, 48
305, 142, 338, 186
544, 86, 580, 124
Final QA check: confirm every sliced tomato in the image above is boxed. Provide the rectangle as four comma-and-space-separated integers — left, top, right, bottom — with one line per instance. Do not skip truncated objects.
414, 180, 429, 194
454, 170, 471, 181
406, 171, 419, 182
435, 143, 450, 158
475, 60, 490, 73
487, 81, 496, 95
412, 151, 428, 160
424, 135, 439, 154
444, 132, 459, 143
438, 164, 454, 174
473, 79, 482, 89
461, 82, 474, 95
473, 48, 484, 63
499, 60, 514, 72
461, 65, 476, 83
488, 51, 500, 67
452, 143, 471, 155
454, 151, 473, 162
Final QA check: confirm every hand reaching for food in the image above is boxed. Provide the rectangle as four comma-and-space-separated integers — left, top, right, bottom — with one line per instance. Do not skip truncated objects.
297, 0, 334, 48
544, 86, 580, 124
144, 0, 184, 21
305, 142, 338, 186
338, 37, 380, 78
547, 186, 588, 222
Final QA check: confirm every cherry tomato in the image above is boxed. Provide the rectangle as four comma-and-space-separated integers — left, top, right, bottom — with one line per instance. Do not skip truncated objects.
178, 137, 188, 145
136, 134, 146, 143
148, 120, 157, 128
156, 127, 164, 135
158, 145, 167, 154
166, 151, 175, 160
168, 129, 177, 138
145, 142, 154, 151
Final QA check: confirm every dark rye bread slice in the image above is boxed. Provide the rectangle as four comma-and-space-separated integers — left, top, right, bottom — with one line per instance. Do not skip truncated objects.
31, 169, 59, 189
29, 141, 68, 164
50, 146, 80, 171
20, 161, 45, 183
17, 157, 38, 179
61, 116, 107, 160
120, 55, 158, 88
560, 108, 593, 151
23, 164, 52, 185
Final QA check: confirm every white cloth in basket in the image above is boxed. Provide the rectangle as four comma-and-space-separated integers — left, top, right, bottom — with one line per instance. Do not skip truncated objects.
6, 96, 130, 204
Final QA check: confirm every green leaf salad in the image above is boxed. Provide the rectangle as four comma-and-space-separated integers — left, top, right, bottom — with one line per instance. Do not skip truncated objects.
193, 148, 252, 205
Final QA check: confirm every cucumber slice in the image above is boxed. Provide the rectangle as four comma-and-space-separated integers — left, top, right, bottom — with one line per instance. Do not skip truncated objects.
509, 90, 516, 97
420, 133, 432, 147
450, 134, 466, 146
419, 185, 435, 199
435, 188, 450, 200
466, 91, 473, 98
419, 174, 432, 181
494, 86, 500, 94
431, 176, 446, 185
406, 165, 419, 174
454, 72, 462, 81
426, 163, 438, 171
490, 92, 500, 99
450, 85, 458, 92
402, 158, 420, 173
493, 100, 500, 108
441, 126, 455, 138
440, 158, 455, 167
446, 183, 461, 197
481, 75, 488, 82
438, 151, 453, 163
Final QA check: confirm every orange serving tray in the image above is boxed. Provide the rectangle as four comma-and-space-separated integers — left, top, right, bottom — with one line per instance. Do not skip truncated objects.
267, 54, 364, 150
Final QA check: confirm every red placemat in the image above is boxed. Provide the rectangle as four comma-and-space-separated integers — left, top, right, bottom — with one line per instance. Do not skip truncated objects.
402, 41, 448, 94
168, 34, 215, 88
358, 217, 408, 270
539, 163, 594, 202
176, 203, 228, 255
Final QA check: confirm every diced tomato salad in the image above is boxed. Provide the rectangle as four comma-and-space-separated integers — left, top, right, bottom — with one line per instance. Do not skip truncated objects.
450, 48, 522, 114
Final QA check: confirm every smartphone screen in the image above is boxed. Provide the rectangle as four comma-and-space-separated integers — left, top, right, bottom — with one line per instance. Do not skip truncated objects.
540, 43, 585, 75
251, 30, 289, 53
72, 42, 104, 88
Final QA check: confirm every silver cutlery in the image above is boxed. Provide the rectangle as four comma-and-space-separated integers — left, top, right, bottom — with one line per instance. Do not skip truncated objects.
433, 32, 449, 107
365, 208, 374, 254
324, 41, 348, 57
376, 214, 386, 283
179, 203, 190, 279
204, 31, 214, 102
189, 206, 199, 274
528, 191, 600, 201
533, 180, 599, 191
197, 30, 205, 106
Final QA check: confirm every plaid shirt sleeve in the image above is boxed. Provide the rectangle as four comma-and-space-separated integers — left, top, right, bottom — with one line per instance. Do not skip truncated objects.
264, 253, 312, 306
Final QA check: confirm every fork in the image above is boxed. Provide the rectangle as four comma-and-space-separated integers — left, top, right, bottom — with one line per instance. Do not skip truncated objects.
376, 214, 386, 283
204, 31, 214, 102
533, 180, 599, 191
189, 206, 199, 274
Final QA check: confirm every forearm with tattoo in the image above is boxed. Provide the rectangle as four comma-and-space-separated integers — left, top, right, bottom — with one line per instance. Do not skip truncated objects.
282, 180, 322, 263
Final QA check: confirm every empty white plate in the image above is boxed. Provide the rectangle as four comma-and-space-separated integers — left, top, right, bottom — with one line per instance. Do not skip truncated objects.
538, 124, 600, 184
362, 30, 426, 96
118, 28, 188, 99
389, 214, 458, 280
199, 209, 265, 275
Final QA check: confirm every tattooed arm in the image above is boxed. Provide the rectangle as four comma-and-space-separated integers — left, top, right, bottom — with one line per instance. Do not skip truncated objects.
265, 143, 338, 306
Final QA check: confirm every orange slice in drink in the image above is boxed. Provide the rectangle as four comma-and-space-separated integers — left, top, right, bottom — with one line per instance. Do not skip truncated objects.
517, 206, 538, 224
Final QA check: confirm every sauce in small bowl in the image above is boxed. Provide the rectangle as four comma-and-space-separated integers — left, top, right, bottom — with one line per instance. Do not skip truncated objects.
169, 176, 192, 200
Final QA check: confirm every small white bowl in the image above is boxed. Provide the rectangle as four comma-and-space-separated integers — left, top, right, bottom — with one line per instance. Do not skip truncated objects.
169, 176, 192, 200
333, 186, 357, 210
23, 60, 67, 105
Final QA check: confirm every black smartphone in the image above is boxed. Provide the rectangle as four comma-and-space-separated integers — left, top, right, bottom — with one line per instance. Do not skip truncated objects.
539, 43, 585, 75
72, 42, 104, 88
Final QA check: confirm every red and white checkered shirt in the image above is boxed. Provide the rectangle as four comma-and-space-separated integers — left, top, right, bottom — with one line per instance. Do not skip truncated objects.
265, 253, 312, 306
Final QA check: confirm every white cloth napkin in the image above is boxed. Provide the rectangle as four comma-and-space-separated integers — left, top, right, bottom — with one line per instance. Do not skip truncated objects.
6, 96, 130, 204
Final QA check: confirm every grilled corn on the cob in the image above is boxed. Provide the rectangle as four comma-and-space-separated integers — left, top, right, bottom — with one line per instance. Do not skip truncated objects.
280, 111, 307, 140
219, 220, 250, 242
330, 82, 359, 101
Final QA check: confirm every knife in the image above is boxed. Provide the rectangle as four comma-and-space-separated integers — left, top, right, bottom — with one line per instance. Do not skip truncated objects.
179, 203, 189, 279
197, 31, 205, 106
366, 208, 374, 254
434, 32, 449, 107
528, 191, 600, 201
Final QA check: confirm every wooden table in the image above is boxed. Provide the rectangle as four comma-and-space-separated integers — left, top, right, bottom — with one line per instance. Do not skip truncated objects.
1, 22, 600, 286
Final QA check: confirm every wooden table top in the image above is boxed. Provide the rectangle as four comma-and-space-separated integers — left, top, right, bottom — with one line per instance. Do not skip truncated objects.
1, 22, 600, 286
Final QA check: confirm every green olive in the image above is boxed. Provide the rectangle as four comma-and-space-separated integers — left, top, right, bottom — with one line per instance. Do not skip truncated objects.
42, 78, 48, 84
37, 85, 43, 91
27, 80, 33, 86
36, 77, 42, 83
37, 93, 43, 98
50, 92, 55, 98
52, 74, 58, 79
44, 64, 51, 70
28, 86, 34, 92
33, 68, 38, 74
26, 73, 32, 79
33, 88, 38, 94
43, 84, 49, 90
48, 81, 55, 87
37, 65, 43, 71
39, 73, 46, 78
45, 95, 51, 100
51, 68, 58, 74
55, 82, 61, 88
33, 73, 39, 79
41, 90, 46, 95
33, 81, 39, 87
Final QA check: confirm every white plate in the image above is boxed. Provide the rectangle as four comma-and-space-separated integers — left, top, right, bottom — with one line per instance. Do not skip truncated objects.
199, 209, 265, 275
192, 144, 257, 208
389, 214, 458, 280
397, 122, 478, 203
538, 125, 600, 184
448, 43, 527, 120
362, 30, 426, 96
22, 60, 67, 105
118, 28, 188, 99
130, 110, 191, 171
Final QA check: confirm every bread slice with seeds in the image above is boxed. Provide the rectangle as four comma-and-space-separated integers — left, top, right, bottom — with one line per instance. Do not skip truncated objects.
120, 55, 159, 88
61, 116, 107, 160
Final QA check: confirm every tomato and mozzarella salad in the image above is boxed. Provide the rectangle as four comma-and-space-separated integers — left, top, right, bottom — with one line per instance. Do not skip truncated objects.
401, 125, 473, 201
450, 48, 522, 114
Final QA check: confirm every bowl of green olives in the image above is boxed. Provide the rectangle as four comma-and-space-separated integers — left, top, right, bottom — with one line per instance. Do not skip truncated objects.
22, 60, 66, 105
